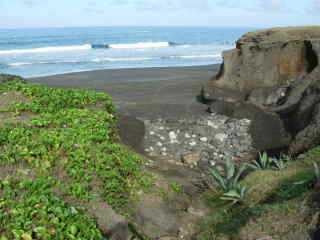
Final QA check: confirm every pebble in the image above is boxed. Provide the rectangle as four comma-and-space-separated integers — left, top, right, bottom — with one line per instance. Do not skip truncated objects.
200, 137, 208, 142
143, 114, 253, 167
169, 131, 178, 144
215, 133, 228, 142
207, 120, 218, 129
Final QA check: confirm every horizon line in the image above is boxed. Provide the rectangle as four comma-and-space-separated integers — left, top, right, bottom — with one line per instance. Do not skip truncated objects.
0, 25, 266, 30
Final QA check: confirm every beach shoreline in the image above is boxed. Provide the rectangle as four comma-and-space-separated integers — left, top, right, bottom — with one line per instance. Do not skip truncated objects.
30, 64, 219, 119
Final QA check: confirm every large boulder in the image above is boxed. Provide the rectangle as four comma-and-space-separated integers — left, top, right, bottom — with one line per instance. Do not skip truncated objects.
203, 27, 320, 155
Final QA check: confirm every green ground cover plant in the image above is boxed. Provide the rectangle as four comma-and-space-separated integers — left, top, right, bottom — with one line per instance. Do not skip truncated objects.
0, 79, 151, 239
0, 177, 102, 240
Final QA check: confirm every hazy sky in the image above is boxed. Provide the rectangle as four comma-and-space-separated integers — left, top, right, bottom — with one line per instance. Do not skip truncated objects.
1, 0, 320, 28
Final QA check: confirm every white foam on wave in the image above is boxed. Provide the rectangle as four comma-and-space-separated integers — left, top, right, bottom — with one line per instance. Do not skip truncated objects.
7, 60, 85, 67
169, 54, 221, 59
0, 44, 92, 55
92, 57, 154, 62
8, 62, 34, 67
108, 42, 171, 49
7, 57, 155, 67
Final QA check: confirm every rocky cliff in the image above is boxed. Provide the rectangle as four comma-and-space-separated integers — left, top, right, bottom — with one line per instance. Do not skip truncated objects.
213, 26, 320, 93
203, 26, 320, 155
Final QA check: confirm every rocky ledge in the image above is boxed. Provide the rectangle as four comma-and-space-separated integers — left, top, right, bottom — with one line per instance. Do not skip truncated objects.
202, 26, 320, 156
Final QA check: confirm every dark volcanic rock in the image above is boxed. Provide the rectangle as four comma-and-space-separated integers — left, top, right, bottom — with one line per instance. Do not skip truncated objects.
117, 114, 145, 154
208, 101, 291, 152
203, 27, 320, 155
289, 102, 320, 155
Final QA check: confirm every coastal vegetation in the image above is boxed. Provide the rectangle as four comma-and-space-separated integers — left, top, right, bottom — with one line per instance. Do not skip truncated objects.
198, 148, 320, 239
0, 76, 319, 240
0, 77, 151, 239
1, 26, 320, 239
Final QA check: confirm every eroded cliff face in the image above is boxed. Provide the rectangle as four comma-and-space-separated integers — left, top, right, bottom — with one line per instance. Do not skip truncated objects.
203, 27, 320, 156
212, 27, 320, 94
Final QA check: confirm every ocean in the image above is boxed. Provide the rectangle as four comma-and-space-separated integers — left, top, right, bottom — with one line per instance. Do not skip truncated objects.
0, 27, 252, 78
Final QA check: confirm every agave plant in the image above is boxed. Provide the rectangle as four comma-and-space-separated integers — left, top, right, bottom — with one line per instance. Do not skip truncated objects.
220, 185, 248, 205
210, 157, 247, 192
272, 153, 292, 170
313, 162, 320, 187
248, 152, 274, 170
211, 158, 248, 205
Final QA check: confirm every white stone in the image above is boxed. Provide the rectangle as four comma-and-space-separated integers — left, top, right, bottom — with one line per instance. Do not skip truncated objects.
208, 120, 219, 129
157, 142, 163, 147
159, 136, 165, 141
215, 133, 228, 142
159, 126, 164, 130
200, 137, 208, 142
161, 147, 167, 152
189, 141, 197, 147
169, 131, 178, 143
185, 133, 191, 138
150, 131, 155, 135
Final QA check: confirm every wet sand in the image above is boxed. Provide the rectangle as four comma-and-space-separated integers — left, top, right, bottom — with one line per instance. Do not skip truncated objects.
30, 65, 219, 120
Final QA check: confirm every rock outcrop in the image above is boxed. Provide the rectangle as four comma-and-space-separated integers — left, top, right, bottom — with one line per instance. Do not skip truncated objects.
211, 27, 320, 94
202, 27, 320, 155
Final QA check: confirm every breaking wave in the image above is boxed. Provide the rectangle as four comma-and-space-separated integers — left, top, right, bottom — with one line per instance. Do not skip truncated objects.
91, 41, 178, 49
4, 54, 220, 67
0, 44, 92, 55
0, 42, 182, 55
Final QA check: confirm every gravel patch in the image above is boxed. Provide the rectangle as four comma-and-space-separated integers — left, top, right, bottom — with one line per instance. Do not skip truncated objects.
143, 113, 254, 168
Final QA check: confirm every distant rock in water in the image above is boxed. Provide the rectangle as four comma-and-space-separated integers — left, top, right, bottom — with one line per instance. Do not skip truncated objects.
202, 26, 320, 155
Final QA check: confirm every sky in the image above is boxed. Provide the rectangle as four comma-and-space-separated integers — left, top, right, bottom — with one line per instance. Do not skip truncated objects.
0, 0, 320, 28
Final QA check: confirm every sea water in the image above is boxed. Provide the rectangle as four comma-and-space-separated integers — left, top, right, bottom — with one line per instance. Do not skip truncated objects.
0, 26, 252, 78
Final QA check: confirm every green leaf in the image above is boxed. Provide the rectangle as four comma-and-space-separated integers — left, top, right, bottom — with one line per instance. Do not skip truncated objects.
211, 168, 226, 191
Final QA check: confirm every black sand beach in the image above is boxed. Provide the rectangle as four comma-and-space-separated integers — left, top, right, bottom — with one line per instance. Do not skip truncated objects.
30, 65, 219, 120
